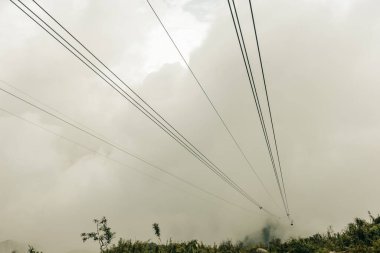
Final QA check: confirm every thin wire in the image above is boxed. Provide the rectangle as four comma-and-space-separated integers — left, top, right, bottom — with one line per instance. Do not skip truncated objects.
0, 102, 258, 216
10, 0, 276, 216
27, 0, 264, 210
229, 0, 288, 217
227, 0, 288, 216
29, 0, 225, 176
13, 0, 230, 195
146, 0, 280, 210
0, 83, 274, 216
12, 0, 209, 182
0, 78, 106, 140
248, 0, 289, 215
21, 0, 249, 203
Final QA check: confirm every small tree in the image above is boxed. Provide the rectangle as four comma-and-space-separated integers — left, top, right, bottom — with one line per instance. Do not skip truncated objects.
152, 223, 161, 243
81, 216, 115, 252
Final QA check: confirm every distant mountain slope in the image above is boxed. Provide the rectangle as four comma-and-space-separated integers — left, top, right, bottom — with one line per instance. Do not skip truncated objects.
0, 240, 28, 253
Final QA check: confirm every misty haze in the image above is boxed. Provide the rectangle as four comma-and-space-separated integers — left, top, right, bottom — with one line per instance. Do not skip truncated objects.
1, 0, 380, 253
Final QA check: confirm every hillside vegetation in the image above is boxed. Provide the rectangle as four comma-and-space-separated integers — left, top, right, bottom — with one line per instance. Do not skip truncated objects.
102, 213, 380, 253
19, 212, 380, 253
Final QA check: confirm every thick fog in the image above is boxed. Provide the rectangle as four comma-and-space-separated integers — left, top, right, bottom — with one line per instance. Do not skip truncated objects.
1, 0, 380, 252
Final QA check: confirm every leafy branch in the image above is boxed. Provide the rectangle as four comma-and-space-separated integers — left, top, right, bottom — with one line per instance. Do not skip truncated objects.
81, 216, 115, 252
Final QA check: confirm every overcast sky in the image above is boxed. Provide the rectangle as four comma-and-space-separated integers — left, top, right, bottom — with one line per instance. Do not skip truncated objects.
1, 0, 380, 252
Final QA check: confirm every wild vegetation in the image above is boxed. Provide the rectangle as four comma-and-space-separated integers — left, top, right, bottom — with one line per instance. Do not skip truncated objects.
81, 217, 116, 252
275, 212, 380, 253
26, 212, 380, 253
27, 245, 43, 253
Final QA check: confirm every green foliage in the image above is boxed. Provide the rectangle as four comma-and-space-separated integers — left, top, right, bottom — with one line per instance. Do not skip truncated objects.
28, 245, 42, 253
102, 212, 380, 253
153, 223, 161, 243
22, 212, 380, 253
106, 239, 252, 253
81, 216, 115, 252
276, 212, 380, 253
